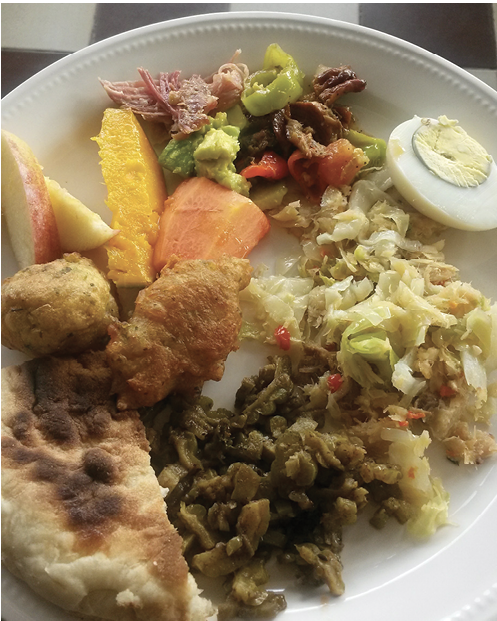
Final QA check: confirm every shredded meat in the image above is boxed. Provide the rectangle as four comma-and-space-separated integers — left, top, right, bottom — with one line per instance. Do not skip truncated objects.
208, 61, 249, 112
137, 68, 217, 136
239, 105, 344, 164
101, 69, 217, 136
284, 100, 350, 158
100, 52, 248, 137
99, 78, 172, 124
271, 109, 292, 156
289, 101, 344, 146
237, 114, 282, 165
285, 117, 323, 158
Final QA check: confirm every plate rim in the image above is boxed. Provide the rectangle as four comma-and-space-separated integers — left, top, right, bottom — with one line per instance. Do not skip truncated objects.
2, 10, 497, 111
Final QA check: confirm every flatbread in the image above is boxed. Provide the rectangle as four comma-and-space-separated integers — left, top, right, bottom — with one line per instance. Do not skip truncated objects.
1, 351, 214, 621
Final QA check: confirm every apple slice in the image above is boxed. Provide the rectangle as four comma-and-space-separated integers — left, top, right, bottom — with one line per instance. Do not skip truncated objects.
1, 129, 61, 268
45, 177, 118, 252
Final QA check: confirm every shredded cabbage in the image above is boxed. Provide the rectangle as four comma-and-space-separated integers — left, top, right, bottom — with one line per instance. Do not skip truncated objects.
392, 348, 427, 400
381, 427, 449, 537
239, 273, 314, 346
241, 161, 497, 538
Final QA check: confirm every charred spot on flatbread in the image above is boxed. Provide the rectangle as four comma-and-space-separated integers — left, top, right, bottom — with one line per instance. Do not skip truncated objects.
30, 351, 117, 445
83, 447, 116, 483
10, 409, 34, 442
1, 353, 131, 548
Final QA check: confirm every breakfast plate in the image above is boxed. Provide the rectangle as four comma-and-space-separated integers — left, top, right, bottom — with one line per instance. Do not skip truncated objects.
2, 11, 497, 621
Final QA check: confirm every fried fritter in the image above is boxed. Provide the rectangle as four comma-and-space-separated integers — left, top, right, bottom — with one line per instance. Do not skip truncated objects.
106, 255, 252, 410
1, 253, 119, 357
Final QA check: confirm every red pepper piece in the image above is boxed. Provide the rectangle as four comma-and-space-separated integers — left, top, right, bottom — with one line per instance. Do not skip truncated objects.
439, 385, 457, 398
274, 325, 291, 350
241, 151, 289, 180
407, 411, 426, 420
327, 373, 343, 393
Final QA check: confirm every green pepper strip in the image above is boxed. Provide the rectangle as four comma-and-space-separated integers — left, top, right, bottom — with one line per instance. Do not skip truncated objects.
347, 129, 387, 168
241, 43, 304, 117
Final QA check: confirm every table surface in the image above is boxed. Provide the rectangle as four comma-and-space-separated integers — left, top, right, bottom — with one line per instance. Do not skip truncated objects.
1, 2, 497, 97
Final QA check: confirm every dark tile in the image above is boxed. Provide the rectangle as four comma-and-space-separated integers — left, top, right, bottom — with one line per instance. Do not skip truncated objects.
1, 49, 69, 97
90, 3, 229, 43
359, 3, 497, 69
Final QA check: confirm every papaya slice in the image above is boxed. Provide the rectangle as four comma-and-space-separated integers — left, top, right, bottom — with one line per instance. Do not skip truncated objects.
153, 176, 270, 273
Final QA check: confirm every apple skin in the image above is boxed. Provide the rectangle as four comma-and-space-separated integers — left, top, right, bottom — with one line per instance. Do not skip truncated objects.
1, 129, 61, 269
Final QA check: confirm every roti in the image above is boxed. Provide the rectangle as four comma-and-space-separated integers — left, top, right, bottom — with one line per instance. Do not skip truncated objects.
1, 351, 214, 621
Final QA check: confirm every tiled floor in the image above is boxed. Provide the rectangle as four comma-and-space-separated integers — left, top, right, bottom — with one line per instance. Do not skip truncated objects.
2, 3, 497, 97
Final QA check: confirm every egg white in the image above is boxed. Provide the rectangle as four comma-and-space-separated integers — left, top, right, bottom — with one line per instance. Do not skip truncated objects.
386, 116, 497, 231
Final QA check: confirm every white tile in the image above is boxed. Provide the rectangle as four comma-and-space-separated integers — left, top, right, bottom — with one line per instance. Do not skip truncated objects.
466, 68, 497, 91
1, 3, 96, 52
230, 3, 359, 24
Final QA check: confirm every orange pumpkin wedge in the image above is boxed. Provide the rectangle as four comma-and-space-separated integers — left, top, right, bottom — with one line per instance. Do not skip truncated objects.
153, 177, 270, 273
94, 108, 167, 287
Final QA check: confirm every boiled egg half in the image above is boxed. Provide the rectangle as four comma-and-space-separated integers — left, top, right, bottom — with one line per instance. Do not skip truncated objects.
386, 115, 497, 231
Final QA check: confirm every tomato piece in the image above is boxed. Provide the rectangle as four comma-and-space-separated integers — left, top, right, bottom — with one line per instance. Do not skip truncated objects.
406, 411, 426, 420
287, 150, 324, 202
288, 139, 368, 202
319, 140, 364, 186
241, 151, 289, 180
439, 385, 457, 398
327, 373, 343, 393
274, 325, 291, 350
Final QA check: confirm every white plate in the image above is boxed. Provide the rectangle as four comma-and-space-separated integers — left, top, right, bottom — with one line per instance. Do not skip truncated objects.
2, 11, 497, 621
